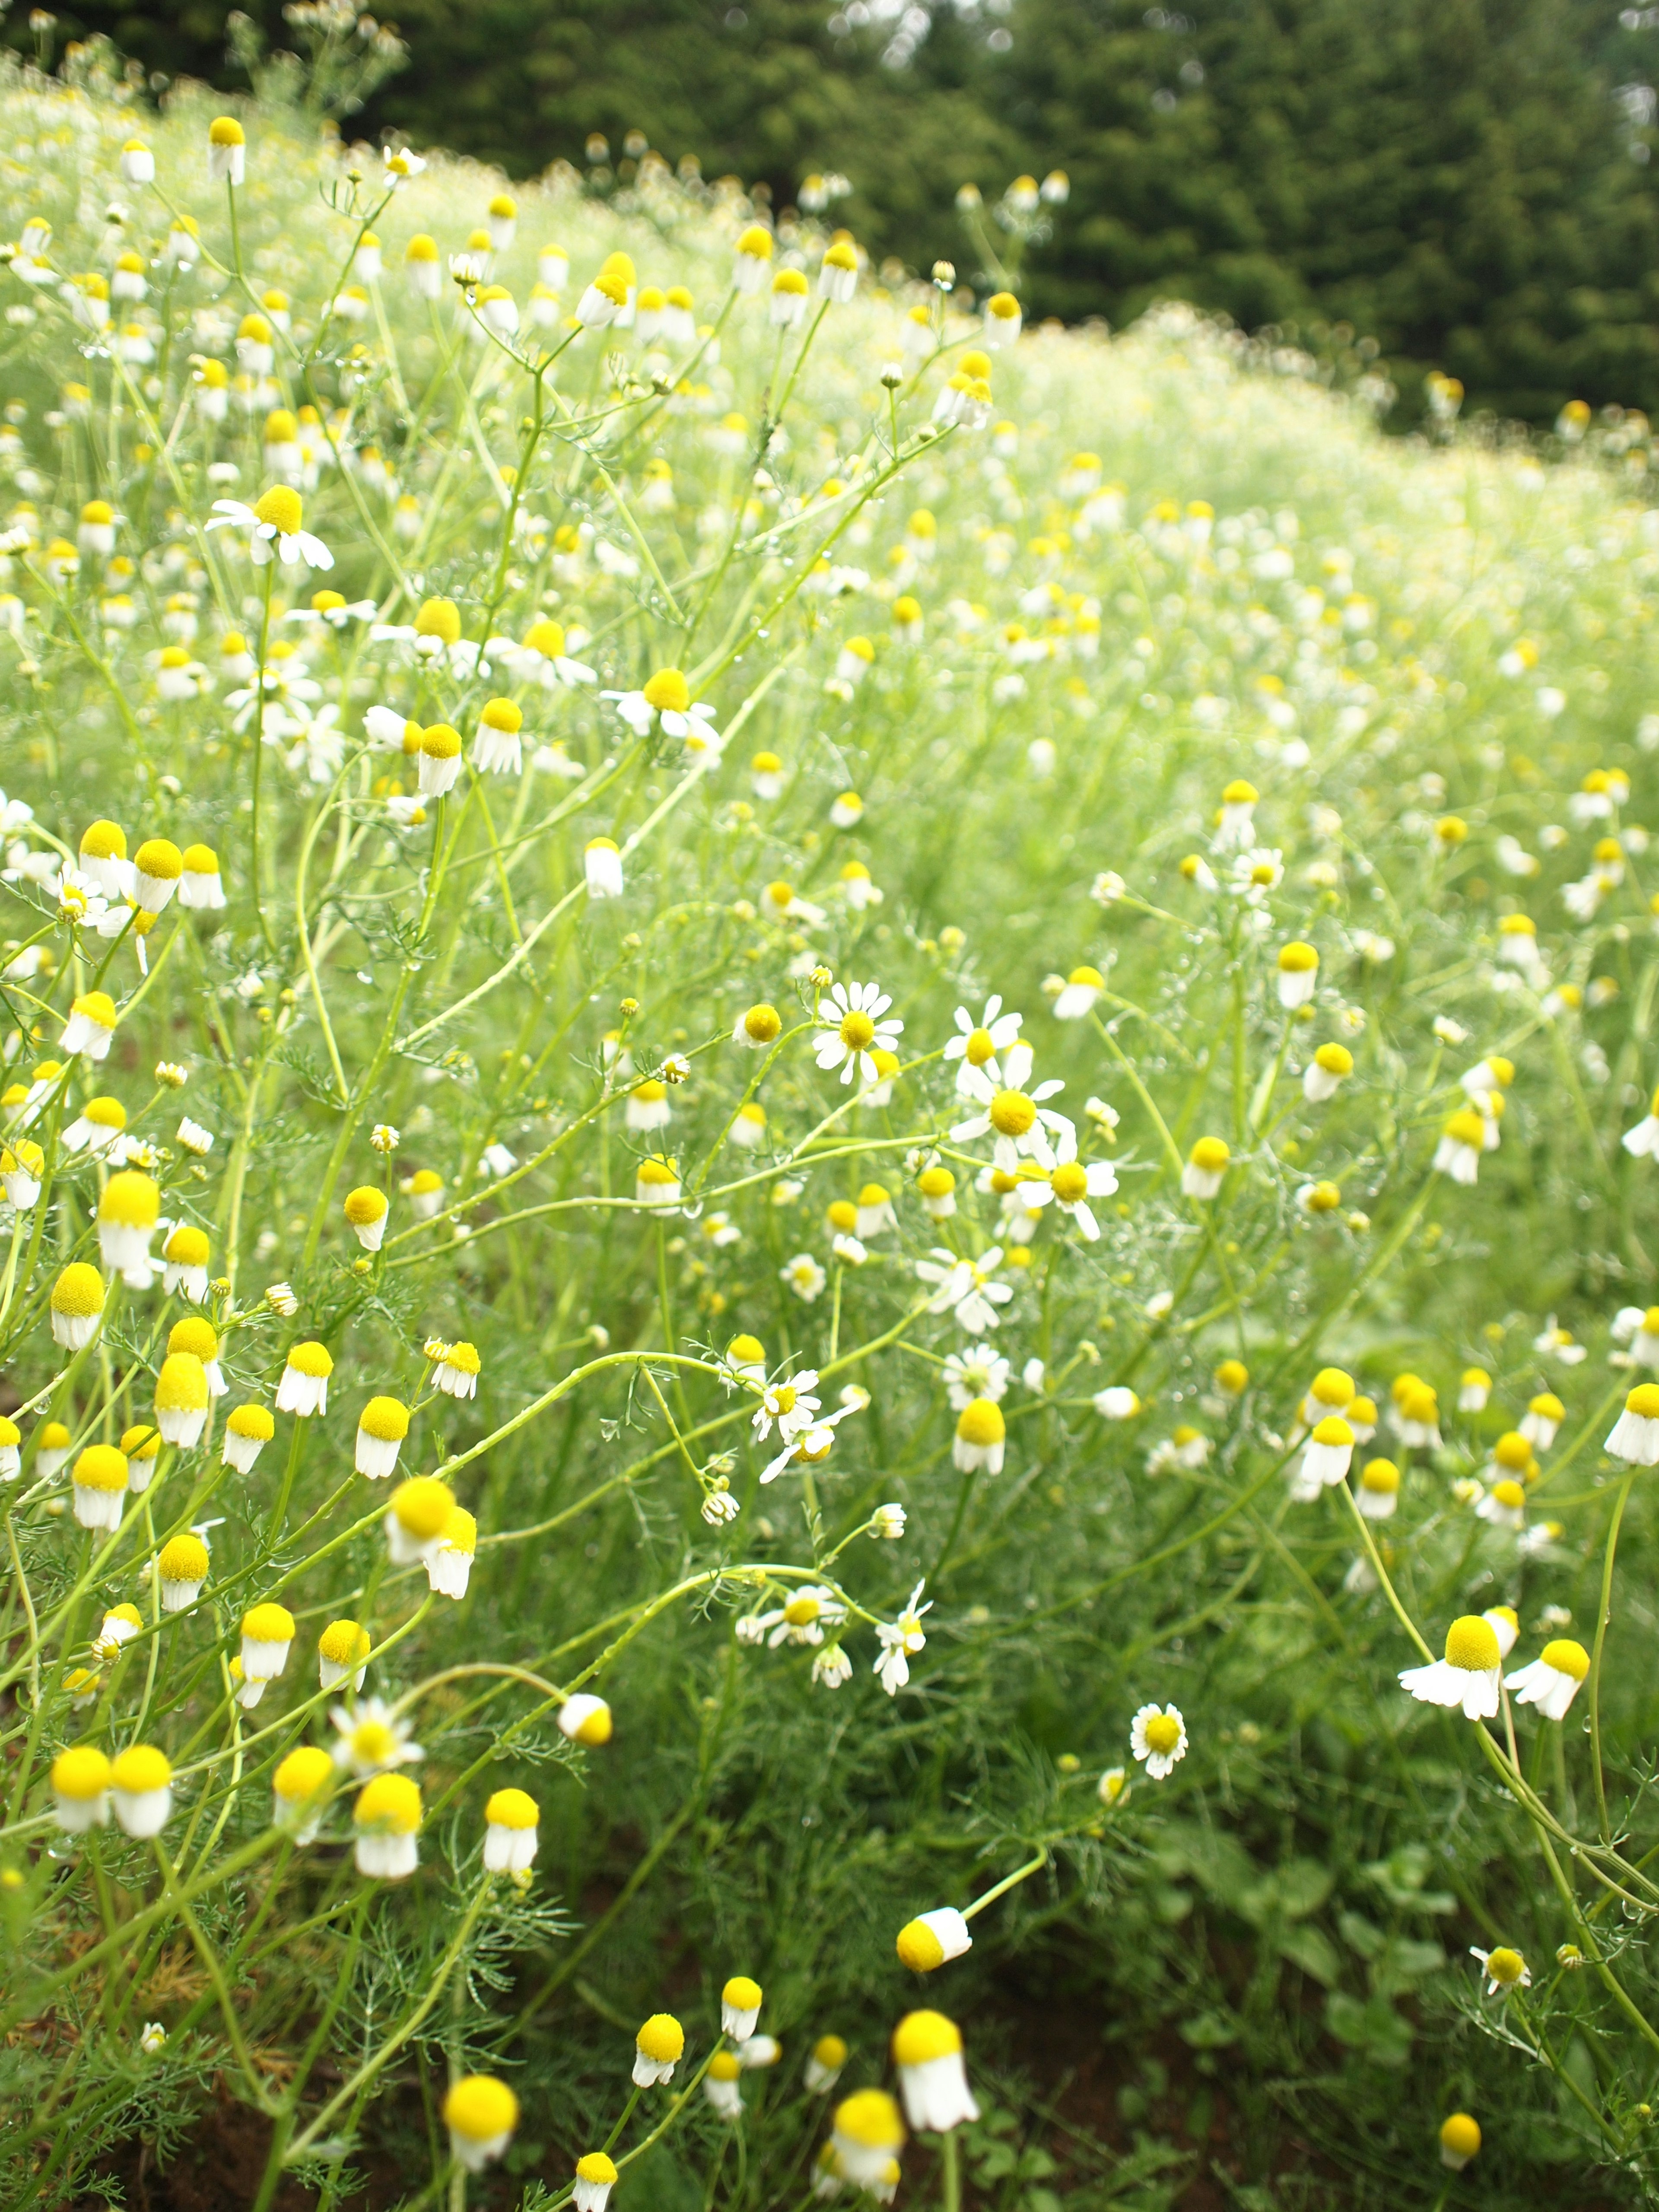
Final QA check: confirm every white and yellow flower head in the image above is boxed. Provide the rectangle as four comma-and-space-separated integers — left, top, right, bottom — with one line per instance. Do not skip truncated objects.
1440, 2113, 1481, 2171
896, 1907, 972, 1973
558, 1692, 613, 1746
331, 1695, 421, 1777
241, 1600, 296, 1683
1398, 1615, 1502, 1718
892, 2009, 979, 2132
1182, 1135, 1229, 1200
1469, 1943, 1530, 1998
223, 1402, 275, 1472
484, 1786, 540, 1874
276, 1340, 333, 1417
71, 1442, 128, 1531
353, 1771, 422, 1878
1504, 1637, 1589, 1718
445, 2075, 518, 2172
318, 1617, 372, 1691
1129, 1702, 1187, 1778
632, 2010, 685, 2086
343, 1184, 389, 1251
51, 1261, 106, 1350
207, 113, 246, 184
573, 2151, 619, 2211
832, 2087, 905, 2185
273, 1745, 335, 1841
386, 1476, 455, 1566
356, 1395, 409, 1478
52, 1743, 113, 1832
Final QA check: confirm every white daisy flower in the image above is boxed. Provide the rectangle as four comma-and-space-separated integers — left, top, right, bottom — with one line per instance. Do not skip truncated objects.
915, 1246, 1014, 1335
813, 979, 903, 1086
942, 995, 1023, 1096
1129, 1702, 1188, 1779
874, 1580, 932, 1695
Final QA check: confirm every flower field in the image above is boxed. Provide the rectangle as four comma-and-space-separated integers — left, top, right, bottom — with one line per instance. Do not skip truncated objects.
4, 29, 1659, 2212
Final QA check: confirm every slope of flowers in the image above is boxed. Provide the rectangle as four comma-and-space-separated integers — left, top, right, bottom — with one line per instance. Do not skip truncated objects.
1, 41, 1659, 2212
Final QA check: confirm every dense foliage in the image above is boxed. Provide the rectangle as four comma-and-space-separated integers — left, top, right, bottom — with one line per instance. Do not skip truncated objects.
31, 0, 1659, 426
6, 37, 1659, 2212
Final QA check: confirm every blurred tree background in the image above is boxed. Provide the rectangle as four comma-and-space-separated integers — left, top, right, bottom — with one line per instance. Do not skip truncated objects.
38, 0, 1659, 422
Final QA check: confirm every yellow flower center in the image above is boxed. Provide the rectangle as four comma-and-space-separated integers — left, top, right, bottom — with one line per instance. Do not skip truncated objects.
839, 1010, 876, 1052
1443, 1615, 1500, 1672
1051, 1162, 1089, 1203
1144, 1713, 1181, 1753
966, 1026, 996, 1065
990, 1090, 1036, 1136
253, 486, 302, 535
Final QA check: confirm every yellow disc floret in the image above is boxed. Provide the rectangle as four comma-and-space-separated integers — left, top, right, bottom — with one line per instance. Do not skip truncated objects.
1443, 1615, 1501, 1672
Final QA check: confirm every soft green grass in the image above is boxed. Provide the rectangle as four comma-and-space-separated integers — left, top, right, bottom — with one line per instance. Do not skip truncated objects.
0, 40, 1657, 2212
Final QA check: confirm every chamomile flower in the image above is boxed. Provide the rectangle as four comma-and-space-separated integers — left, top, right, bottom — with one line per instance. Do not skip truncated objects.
240, 1601, 296, 1685
953, 1398, 1006, 1472
268, 1746, 334, 1845
1477, 1478, 1527, 1530
896, 1907, 972, 1973
1607, 1382, 1659, 1465
1520, 1392, 1564, 1448
52, 1744, 113, 1832
1129, 1702, 1188, 1778
206, 486, 333, 570
1398, 1615, 1502, 1718
1622, 1086, 1659, 1157
1303, 1042, 1353, 1102
161, 1225, 211, 1299
832, 2090, 906, 2187
439, 2075, 518, 2178
331, 1695, 422, 1777
558, 1693, 613, 1745
1504, 1637, 1590, 1718
222, 1403, 275, 1471
874, 1581, 931, 1694
276, 1341, 332, 1416
1290, 1416, 1355, 1500
1459, 1367, 1492, 1411
154, 1352, 209, 1447
1440, 2114, 1481, 2171
34, 1421, 71, 1480
382, 1477, 452, 1569
207, 114, 246, 184
814, 979, 903, 1086
427, 1505, 477, 1597
1356, 1458, 1399, 1518
356, 1395, 410, 1478
353, 1771, 422, 1878
61, 989, 118, 1060
110, 1745, 174, 1837
309, 1620, 370, 1696
430, 1340, 480, 1398
63, 1095, 129, 1159
573, 2152, 619, 2211
483, 1786, 539, 1874
1470, 1945, 1530, 1998
633, 2012, 685, 2086
916, 1246, 1013, 1335
953, 1039, 1071, 1170
805, 2034, 848, 2093
1182, 1137, 1230, 1200
71, 1443, 128, 1530
343, 1185, 389, 1251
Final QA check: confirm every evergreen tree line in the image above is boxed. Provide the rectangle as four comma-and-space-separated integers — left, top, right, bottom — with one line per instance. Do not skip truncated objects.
38, 0, 1659, 423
